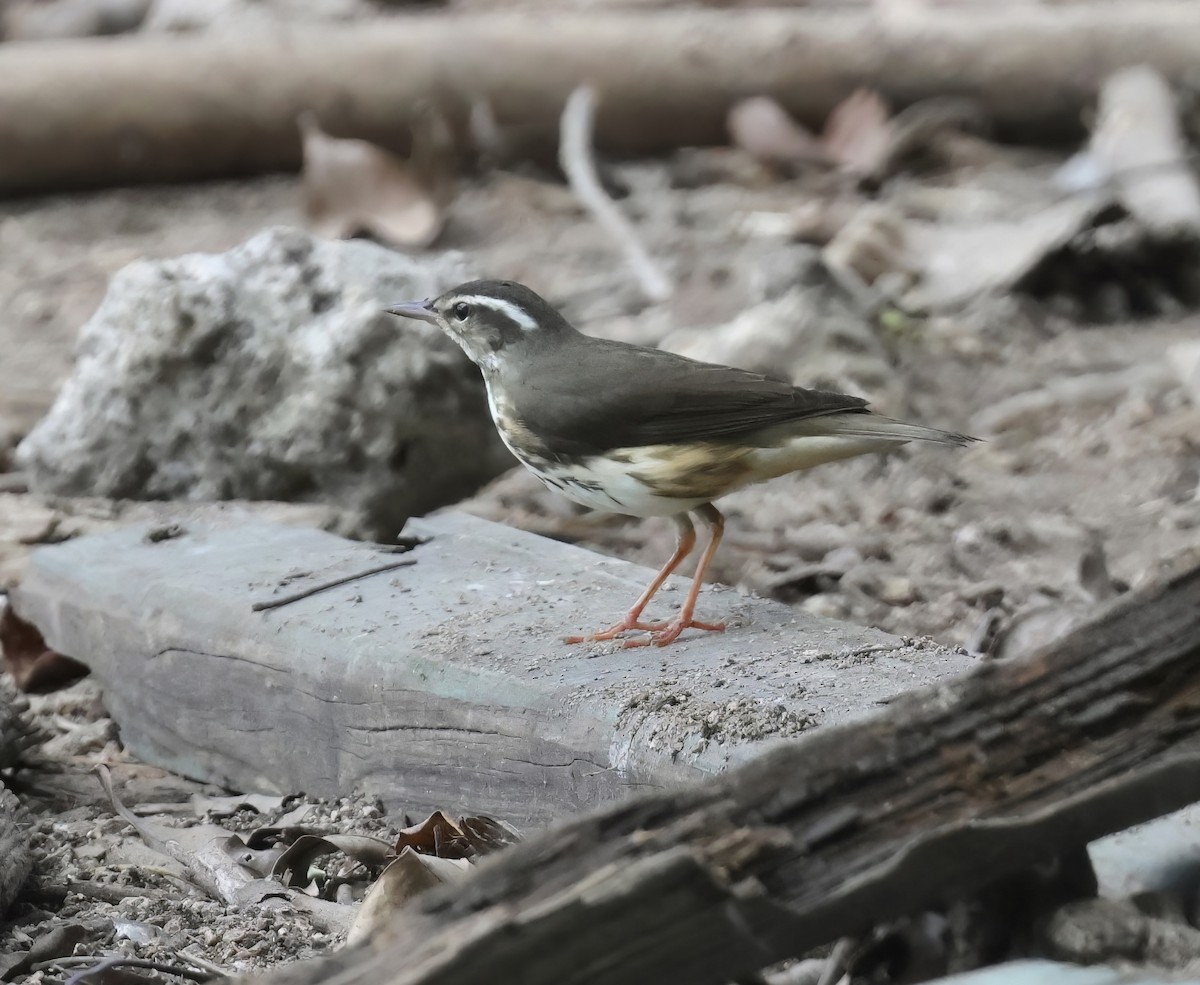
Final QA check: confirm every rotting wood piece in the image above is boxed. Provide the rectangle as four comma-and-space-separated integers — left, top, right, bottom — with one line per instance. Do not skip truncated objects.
5, 4, 1200, 194
0, 786, 33, 918
227, 552, 1200, 985
0, 672, 39, 768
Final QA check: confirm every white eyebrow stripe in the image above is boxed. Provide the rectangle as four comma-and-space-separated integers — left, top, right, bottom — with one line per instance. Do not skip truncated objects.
458, 295, 539, 332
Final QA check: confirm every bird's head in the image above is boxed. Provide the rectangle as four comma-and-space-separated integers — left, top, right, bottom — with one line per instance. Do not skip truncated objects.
387, 279, 575, 373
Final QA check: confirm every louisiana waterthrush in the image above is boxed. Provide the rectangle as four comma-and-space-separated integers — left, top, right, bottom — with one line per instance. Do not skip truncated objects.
388, 280, 976, 648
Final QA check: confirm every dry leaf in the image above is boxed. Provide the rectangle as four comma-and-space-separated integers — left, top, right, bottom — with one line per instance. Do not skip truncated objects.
270, 832, 393, 889
459, 814, 522, 856
299, 108, 454, 250
823, 203, 914, 287
392, 810, 521, 860
190, 792, 291, 818
822, 88, 893, 177
1086, 66, 1200, 236
727, 96, 829, 168
901, 196, 1108, 312
0, 604, 89, 693
344, 848, 472, 947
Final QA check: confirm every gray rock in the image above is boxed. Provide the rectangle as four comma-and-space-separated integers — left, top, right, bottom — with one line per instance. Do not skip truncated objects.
16, 227, 512, 540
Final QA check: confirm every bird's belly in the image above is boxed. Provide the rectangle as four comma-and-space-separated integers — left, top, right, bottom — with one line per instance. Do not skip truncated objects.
530, 460, 708, 517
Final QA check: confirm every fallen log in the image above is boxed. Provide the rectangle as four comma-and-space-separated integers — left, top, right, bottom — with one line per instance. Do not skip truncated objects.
4, 4, 1200, 194
228, 551, 1200, 985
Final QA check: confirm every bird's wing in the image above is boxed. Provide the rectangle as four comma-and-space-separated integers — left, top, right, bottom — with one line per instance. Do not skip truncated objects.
513, 339, 870, 457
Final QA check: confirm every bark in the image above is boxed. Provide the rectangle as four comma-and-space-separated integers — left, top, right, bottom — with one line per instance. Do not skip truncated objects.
227, 552, 1200, 985
0, 672, 39, 768
0, 786, 33, 918
3, 4, 1200, 194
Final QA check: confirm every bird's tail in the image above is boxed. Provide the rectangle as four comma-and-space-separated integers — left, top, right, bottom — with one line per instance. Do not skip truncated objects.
805, 412, 979, 447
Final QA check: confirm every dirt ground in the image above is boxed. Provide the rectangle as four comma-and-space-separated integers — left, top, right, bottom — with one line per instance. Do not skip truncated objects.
1, 677, 407, 980
3, 28, 1200, 983
7, 157, 1195, 647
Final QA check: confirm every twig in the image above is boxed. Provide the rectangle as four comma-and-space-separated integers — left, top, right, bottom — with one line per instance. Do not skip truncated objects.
816, 938, 855, 985
94, 765, 222, 903
558, 85, 672, 303
96, 764, 171, 849
176, 949, 231, 978
52, 878, 178, 903
250, 558, 417, 612
53, 956, 212, 983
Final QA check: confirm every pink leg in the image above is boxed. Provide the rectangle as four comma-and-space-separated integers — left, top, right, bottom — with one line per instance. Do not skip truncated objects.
565, 515, 696, 644
623, 503, 726, 649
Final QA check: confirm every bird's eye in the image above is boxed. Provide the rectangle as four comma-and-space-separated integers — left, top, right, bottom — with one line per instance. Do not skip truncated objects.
452, 302, 470, 321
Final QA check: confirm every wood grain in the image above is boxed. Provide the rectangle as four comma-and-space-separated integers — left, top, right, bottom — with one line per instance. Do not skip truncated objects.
10, 512, 972, 827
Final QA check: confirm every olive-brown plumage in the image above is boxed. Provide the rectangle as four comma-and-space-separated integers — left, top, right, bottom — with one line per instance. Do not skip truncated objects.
388, 279, 976, 647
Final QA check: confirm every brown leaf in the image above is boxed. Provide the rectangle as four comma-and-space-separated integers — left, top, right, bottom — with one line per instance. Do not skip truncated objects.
0, 604, 88, 693
344, 848, 472, 947
299, 107, 454, 250
392, 810, 521, 860
459, 814, 522, 857
270, 832, 393, 888
726, 96, 829, 168
392, 810, 472, 859
822, 88, 893, 177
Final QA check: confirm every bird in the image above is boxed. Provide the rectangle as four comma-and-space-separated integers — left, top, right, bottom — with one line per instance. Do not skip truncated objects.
387, 280, 976, 648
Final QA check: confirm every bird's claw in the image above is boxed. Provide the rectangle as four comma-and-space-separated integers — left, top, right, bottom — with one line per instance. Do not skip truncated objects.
620, 618, 726, 649
564, 617, 668, 644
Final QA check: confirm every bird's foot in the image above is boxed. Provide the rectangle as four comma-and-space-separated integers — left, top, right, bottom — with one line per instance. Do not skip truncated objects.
564, 616, 668, 644
621, 617, 725, 649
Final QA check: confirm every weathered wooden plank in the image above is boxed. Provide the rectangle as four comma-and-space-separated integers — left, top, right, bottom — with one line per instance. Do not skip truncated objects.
9, 511, 974, 826
223, 552, 1200, 985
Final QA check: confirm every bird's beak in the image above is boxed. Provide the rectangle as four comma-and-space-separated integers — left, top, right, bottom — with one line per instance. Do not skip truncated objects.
386, 299, 437, 323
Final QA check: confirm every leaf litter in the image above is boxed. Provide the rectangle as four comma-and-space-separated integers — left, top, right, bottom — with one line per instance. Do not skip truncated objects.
730, 66, 1200, 322
298, 104, 456, 250
1, 676, 522, 980
0, 603, 89, 694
